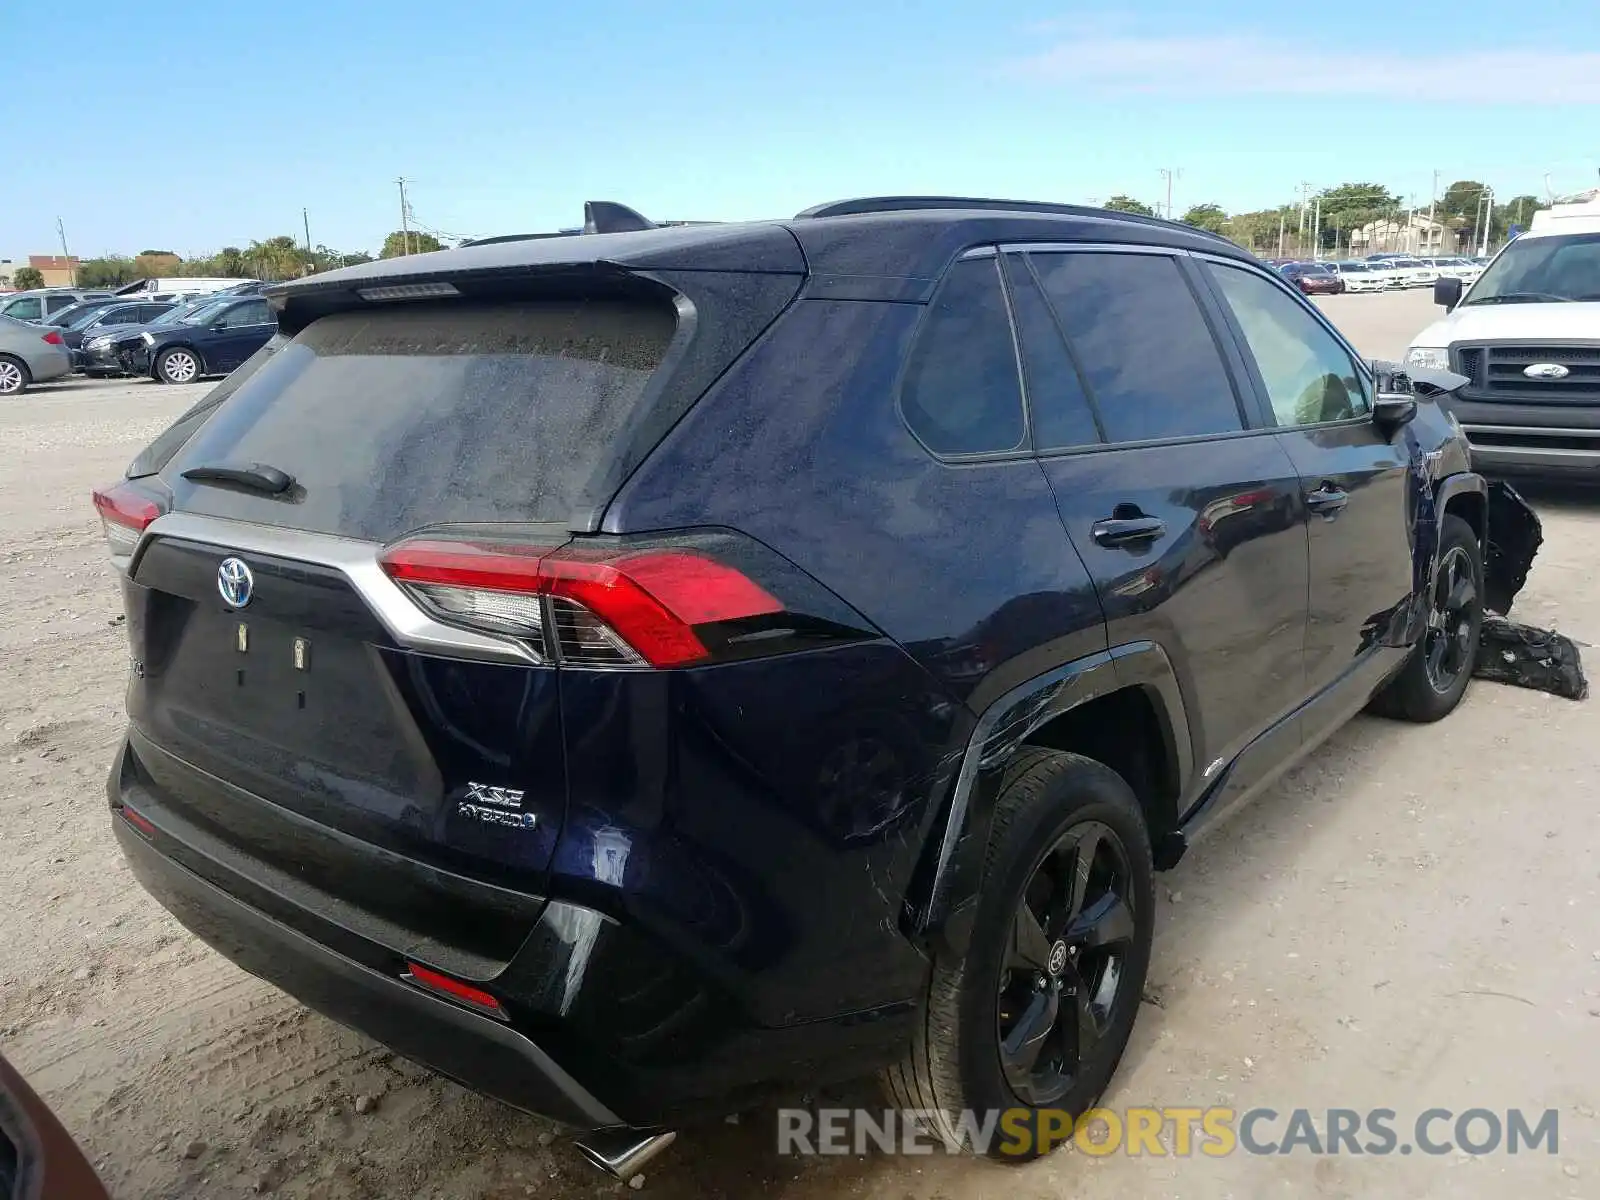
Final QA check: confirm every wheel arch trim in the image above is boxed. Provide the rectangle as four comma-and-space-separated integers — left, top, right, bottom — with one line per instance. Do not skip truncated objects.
910, 641, 1190, 952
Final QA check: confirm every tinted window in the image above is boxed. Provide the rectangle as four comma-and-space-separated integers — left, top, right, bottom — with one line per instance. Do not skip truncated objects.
45, 294, 79, 314
1206, 263, 1369, 426
900, 258, 1025, 456
164, 299, 677, 539
1031, 252, 1242, 442
217, 300, 271, 328
1001, 254, 1100, 451
97, 305, 143, 327
138, 304, 172, 322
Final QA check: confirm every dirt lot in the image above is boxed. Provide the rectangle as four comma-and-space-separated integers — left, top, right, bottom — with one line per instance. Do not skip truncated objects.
3, 290, 1597, 1199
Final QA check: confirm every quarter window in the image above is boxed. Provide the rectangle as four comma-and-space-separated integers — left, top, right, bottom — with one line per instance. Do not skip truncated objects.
1030, 252, 1244, 443
1206, 263, 1369, 426
900, 257, 1026, 456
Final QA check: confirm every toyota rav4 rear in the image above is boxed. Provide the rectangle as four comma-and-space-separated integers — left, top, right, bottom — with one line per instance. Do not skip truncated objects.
99, 218, 957, 1144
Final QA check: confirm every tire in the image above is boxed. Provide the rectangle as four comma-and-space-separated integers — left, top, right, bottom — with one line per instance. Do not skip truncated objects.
1368, 514, 1483, 722
883, 748, 1155, 1161
154, 346, 202, 385
0, 355, 30, 396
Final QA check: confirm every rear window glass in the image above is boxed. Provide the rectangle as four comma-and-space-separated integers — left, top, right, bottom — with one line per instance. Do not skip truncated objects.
163, 299, 675, 540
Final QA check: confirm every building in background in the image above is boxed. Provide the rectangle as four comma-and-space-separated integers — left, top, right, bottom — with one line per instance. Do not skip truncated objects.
27, 255, 80, 287
1349, 214, 1451, 256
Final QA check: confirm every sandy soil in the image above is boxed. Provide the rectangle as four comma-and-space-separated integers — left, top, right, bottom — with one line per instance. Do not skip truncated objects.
2, 291, 1596, 1199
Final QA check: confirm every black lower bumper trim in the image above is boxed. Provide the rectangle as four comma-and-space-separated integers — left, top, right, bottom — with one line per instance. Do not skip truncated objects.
114, 818, 620, 1129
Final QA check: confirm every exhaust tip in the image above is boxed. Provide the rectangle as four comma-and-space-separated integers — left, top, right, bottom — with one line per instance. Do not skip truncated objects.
572, 1127, 677, 1179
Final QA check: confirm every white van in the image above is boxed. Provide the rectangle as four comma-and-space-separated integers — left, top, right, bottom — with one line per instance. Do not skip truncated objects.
123, 277, 254, 302
1406, 196, 1600, 479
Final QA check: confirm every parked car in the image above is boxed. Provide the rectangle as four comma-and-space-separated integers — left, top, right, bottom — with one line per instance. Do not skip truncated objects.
79, 296, 240, 377
57, 300, 176, 362
0, 314, 72, 395
1363, 259, 1415, 290
0, 1052, 111, 1198
115, 276, 258, 304
1277, 261, 1345, 295
98, 196, 1503, 1171
1327, 261, 1386, 292
0, 288, 115, 323
129, 295, 276, 383
1408, 194, 1600, 479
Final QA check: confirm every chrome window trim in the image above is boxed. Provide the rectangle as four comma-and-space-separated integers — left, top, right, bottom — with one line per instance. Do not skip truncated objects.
131, 511, 540, 665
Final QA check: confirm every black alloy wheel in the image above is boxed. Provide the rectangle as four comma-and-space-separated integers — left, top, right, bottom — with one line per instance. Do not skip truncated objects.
1423, 543, 1476, 695
998, 819, 1138, 1106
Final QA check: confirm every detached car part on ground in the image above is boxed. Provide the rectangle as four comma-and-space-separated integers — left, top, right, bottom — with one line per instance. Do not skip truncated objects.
92, 198, 1573, 1176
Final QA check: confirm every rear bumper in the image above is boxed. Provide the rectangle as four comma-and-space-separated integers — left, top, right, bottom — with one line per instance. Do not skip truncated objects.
114, 812, 621, 1128
28, 349, 72, 383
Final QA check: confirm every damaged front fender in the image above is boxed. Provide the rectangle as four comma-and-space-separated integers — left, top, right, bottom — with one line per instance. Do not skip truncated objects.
1483, 481, 1543, 616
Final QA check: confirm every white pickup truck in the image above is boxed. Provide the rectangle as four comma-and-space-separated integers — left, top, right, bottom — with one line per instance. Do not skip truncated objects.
1405, 196, 1600, 480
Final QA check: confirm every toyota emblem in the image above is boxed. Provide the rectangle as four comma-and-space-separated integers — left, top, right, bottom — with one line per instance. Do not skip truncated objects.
217, 557, 254, 608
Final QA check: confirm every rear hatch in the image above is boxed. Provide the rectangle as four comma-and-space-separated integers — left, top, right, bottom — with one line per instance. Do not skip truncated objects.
110, 264, 801, 923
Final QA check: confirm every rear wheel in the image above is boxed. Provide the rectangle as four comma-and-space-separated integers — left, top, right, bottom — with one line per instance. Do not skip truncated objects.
0, 355, 29, 396
154, 346, 201, 385
1369, 514, 1482, 722
883, 748, 1154, 1160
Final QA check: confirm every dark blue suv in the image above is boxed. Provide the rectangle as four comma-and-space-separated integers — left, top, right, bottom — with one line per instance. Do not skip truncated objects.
94, 198, 1501, 1170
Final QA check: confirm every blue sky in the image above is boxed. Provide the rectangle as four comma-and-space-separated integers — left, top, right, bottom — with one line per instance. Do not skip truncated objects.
3, 0, 1595, 259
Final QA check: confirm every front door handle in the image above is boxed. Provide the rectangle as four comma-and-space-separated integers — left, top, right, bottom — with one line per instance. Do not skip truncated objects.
1091, 515, 1167, 547
1304, 485, 1349, 516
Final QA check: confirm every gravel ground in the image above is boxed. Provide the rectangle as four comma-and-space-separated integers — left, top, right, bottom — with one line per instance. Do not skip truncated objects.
2, 291, 1597, 1199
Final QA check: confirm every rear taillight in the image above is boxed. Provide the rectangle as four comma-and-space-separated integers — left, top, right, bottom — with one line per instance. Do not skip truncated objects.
379, 530, 872, 669
92, 480, 165, 561
41, 329, 64, 345
381, 538, 781, 668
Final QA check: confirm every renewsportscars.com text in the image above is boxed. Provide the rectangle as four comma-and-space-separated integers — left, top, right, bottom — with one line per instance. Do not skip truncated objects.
777, 1106, 1560, 1159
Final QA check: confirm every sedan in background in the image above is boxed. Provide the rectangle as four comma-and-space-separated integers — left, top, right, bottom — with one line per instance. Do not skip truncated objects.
0, 315, 73, 395
79, 295, 234, 376
130, 295, 276, 383
58, 300, 176, 363
1277, 261, 1345, 295
0, 288, 115, 323
1327, 261, 1387, 292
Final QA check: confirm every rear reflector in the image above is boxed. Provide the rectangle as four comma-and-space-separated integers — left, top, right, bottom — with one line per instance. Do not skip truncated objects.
92, 481, 166, 560
42, 329, 64, 345
403, 962, 506, 1018
120, 805, 157, 836
380, 539, 782, 668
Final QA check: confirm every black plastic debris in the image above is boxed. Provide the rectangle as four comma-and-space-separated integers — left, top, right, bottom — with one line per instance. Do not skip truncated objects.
1483, 481, 1543, 616
1474, 616, 1589, 700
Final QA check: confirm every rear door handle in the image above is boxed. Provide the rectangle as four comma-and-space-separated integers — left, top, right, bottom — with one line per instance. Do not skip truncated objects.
1091, 515, 1167, 547
1304, 485, 1349, 516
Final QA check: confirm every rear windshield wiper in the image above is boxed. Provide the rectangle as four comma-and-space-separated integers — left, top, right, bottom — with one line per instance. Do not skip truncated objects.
1466, 292, 1574, 305
180, 462, 296, 495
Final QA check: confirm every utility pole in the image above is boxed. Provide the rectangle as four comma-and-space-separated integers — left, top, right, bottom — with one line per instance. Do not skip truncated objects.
396, 177, 412, 255
1277, 210, 1286, 258
1311, 196, 1322, 259
1159, 168, 1181, 220
303, 208, 313, 257
1426, 169, 1440, 226
1543, 173, 1555, 203
55, 217, 71, 263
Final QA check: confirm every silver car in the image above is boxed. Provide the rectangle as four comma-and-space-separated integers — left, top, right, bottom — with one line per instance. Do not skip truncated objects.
0, 315, 73, 395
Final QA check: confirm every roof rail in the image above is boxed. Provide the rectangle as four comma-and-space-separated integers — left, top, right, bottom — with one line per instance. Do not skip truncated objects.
795, 195, 1234, 243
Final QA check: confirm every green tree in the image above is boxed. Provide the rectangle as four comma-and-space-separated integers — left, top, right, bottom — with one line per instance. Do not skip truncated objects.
381, 231, 445, 258
1493, 195, 1546, 237
11, 266, 45, 290
75, 257, 142, 287
1102, 195, 1156, 216
245, 236, 308, 281
1181, 203, 1229, 234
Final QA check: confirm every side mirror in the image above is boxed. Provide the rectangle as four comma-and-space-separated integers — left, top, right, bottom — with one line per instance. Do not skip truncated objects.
1372, 392, 1418, 428
1434, 276, 1462, 311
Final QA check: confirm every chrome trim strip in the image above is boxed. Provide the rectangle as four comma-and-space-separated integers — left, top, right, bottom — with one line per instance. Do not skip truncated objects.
133, 512, 540, 665
1465, 444, 1600, 462
1462, 424, 1600, 437
996, 241, 1179, 256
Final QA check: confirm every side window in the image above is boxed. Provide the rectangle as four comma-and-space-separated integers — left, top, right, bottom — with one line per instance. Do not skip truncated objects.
46, 294, 79, 314
218, 301, 270, 329
1001, 254, 1101, 451
900, 257, 1025, 456
1205, 263, 1370, 426
4, 297, 43, 321
1031, 252, 1243, 443
139, 305, 168, 322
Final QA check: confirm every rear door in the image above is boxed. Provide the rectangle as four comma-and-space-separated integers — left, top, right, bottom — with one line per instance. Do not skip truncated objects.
206, 299, 275, 370
124, 294, 682, 892
1199, 258, 1414, 705
1011, 247, 1311, 803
